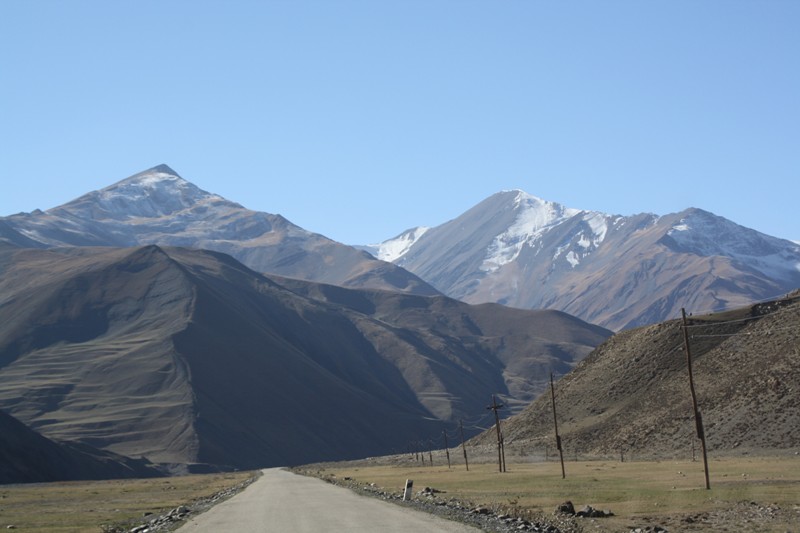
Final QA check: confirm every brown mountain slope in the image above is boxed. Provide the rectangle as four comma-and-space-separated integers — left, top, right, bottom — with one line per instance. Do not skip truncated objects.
0, 245, 609, 469
476, 292, 800, 457
276, 276, 610, 413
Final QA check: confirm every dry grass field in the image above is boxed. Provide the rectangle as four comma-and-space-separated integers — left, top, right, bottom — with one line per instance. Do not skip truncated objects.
306, 454, 800, 532
0, 471, 255, 533
0, 455, 797, 532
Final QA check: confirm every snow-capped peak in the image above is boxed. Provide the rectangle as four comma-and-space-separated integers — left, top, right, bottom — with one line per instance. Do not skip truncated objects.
124, 164, 184, 187
509, 190, 581, 231
481, 191, 581, 272
366, 226, 430, 262
62, 164, 229, 219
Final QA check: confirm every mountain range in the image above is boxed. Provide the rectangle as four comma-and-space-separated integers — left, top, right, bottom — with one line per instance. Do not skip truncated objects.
3, 165, 797, 332
0, 241, 608, 471
364, 190, 800, 330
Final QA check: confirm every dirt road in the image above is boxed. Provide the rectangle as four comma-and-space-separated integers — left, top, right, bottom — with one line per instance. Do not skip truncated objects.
177, 467, 479, 532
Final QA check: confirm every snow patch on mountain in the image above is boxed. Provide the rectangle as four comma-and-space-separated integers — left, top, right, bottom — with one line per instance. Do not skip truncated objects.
365, 226, 430, 262
481, 191, 580, 272
583, 212, 610, 245
566, 251, 580, 267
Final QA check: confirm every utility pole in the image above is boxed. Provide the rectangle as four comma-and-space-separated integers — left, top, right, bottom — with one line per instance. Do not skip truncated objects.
550, 372, 566, 479
428, 441, 433, 466
681, 308, 711, 490
443, 429, 452, 469
487, 395, 506, 472
459, 419, 469, 471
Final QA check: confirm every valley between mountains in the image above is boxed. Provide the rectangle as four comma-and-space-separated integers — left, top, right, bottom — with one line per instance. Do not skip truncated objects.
0, 165, 798, 482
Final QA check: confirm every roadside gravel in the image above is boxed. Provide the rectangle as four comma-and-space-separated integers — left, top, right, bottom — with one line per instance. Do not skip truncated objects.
291, 467, 584, 533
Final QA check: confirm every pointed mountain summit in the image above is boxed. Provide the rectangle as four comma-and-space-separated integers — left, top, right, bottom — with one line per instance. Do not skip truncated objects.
58, 164, 230, 220
371, 190, 800, 330
0, 166, 439, 295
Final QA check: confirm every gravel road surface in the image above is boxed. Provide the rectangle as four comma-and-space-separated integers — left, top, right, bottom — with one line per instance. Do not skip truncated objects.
177, 467, 479, 532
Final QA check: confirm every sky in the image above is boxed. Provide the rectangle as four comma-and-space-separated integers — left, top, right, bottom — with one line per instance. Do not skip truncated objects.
1, 1, 798, 245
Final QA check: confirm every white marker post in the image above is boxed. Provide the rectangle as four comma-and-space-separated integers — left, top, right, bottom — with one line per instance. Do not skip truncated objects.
402, 479, 414, 501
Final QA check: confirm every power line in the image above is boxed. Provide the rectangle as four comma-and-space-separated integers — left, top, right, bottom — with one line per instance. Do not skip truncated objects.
676, 291, 798, 317
692, 332, 795, 339
691, 324, 799, 339
683, 314, 769, 328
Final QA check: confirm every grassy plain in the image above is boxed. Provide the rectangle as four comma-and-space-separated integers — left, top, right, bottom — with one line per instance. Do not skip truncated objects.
1, 457, 797, 532
0, 471, 255, 533
311, 455, 800, 532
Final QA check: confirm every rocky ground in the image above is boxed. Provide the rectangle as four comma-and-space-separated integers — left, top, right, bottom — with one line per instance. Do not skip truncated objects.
630, 500, 799, 533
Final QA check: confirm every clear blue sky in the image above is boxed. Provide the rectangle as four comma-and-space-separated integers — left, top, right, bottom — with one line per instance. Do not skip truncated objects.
2, 1, 798, 244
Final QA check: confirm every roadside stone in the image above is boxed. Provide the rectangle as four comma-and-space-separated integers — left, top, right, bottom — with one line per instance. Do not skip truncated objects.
555, 501, 575, 515
575, 504, 613, 518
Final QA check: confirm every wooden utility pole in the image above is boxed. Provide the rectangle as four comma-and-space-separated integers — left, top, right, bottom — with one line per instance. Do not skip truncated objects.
487, 395, 506, 472
501, 434, 506, 472
428, 442, 433, 466
443, 429, 452, 469
550, 372, 566, 479
459, 419, 469, 471
681, 308, 711, 490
